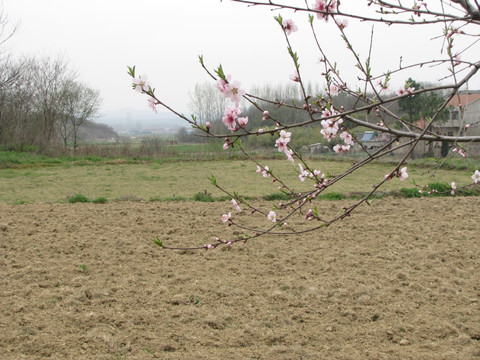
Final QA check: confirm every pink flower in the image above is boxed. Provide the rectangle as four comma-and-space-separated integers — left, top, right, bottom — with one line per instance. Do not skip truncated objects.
453, 53, 461, 66
312, 0, 336, 21
285, 148, 295, 162
305, 209, 315, 221
275, 130, 292, 152
231, 199, 241, 212
276, 138, 289, 152
340, 131, 354, 146
267, 211, 277, 223
313, 0, 326, 13
257, 165, 271, 178
320, 117, 341, 141
224, 80, 246, 106
298, 163, 309, 182
472, 170, 480, 184
147, 98, 157, 113
205, 121, 211, 131
216, 74, 232, 93
279, 130, 291, 141
453, 146, 466, 158
237, 117, 248, 128
335, 17, 348, 29
132, 74, 151, 93
322, 108, 332, 118
221, 212, 232, 222
399, 167, 409, 181
333, 144, 350, 153
451, 182, 457, 196
289, 71, 300, 82
222, 105, 241, 132
282, 19, 298, 35
396, 86, 415, 97
377, 78, 389, 90
223, 142, 230, 150
329, 84, 339, 96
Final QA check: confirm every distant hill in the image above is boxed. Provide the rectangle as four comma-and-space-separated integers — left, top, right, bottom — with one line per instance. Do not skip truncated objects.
78, 121, 119, 142
98, 108, 185, 131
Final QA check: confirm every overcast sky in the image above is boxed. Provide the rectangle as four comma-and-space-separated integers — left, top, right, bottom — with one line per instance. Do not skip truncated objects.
2, 0, 479, 119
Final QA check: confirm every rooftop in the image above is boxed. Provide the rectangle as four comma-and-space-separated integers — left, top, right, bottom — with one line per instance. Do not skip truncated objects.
446, 91, 480, 107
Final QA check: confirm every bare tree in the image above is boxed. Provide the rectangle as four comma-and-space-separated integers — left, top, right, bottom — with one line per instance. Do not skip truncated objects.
188, 82, 228, 134
58, 79, 101, 151
29, 56, 76, 149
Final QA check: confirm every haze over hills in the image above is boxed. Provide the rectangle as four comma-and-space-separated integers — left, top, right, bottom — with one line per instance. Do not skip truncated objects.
97, 108, 185, 135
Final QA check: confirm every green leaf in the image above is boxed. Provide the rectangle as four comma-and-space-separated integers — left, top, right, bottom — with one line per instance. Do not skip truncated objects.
308, 14, 314, 25
154, 237, 163, 248
215, 65, 226, 80
127, 65, 135, 77
208, 175, 217, 186
274, 14, 283, 26
198, 55, 204, 65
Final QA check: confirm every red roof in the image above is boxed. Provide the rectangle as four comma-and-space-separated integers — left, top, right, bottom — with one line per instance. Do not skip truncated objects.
446, 93, 480, 107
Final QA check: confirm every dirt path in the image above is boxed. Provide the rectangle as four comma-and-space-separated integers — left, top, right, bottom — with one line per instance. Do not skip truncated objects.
0, 198, 479, 359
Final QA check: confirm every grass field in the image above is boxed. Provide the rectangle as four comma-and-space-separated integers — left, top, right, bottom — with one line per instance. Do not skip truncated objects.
0, 150, 478, 204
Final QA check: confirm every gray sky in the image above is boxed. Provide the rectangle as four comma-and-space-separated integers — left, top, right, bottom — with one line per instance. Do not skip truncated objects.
2, 0, 479, 118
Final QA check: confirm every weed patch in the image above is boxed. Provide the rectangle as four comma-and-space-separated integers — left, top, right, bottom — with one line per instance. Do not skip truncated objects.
68, 193, 90, 203
193, 191, 215, 202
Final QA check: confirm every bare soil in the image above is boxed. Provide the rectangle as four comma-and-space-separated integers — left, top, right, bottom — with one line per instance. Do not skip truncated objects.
0, 197, 479, 359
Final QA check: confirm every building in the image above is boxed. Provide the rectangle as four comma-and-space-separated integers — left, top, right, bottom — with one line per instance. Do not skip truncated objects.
443, 90, 480, 137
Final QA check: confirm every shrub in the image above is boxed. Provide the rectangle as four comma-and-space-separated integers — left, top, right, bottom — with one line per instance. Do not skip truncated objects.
263, 193, 292, 201
399, 188, 422, 198
193, 191, 215, 202
68, 193, 90, 203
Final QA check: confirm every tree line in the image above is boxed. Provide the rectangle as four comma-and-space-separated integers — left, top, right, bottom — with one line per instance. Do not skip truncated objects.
0, 10, 101, 153
187, 79, 447, 149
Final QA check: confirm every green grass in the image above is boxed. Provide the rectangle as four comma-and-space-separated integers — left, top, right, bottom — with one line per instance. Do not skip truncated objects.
400, 181, 479, 198
0, 150, 477, 204
318, 192, 345, 201
0, 150, 63, 167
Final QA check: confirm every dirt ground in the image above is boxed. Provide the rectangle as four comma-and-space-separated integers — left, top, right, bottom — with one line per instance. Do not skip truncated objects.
0, 197, 479, 359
